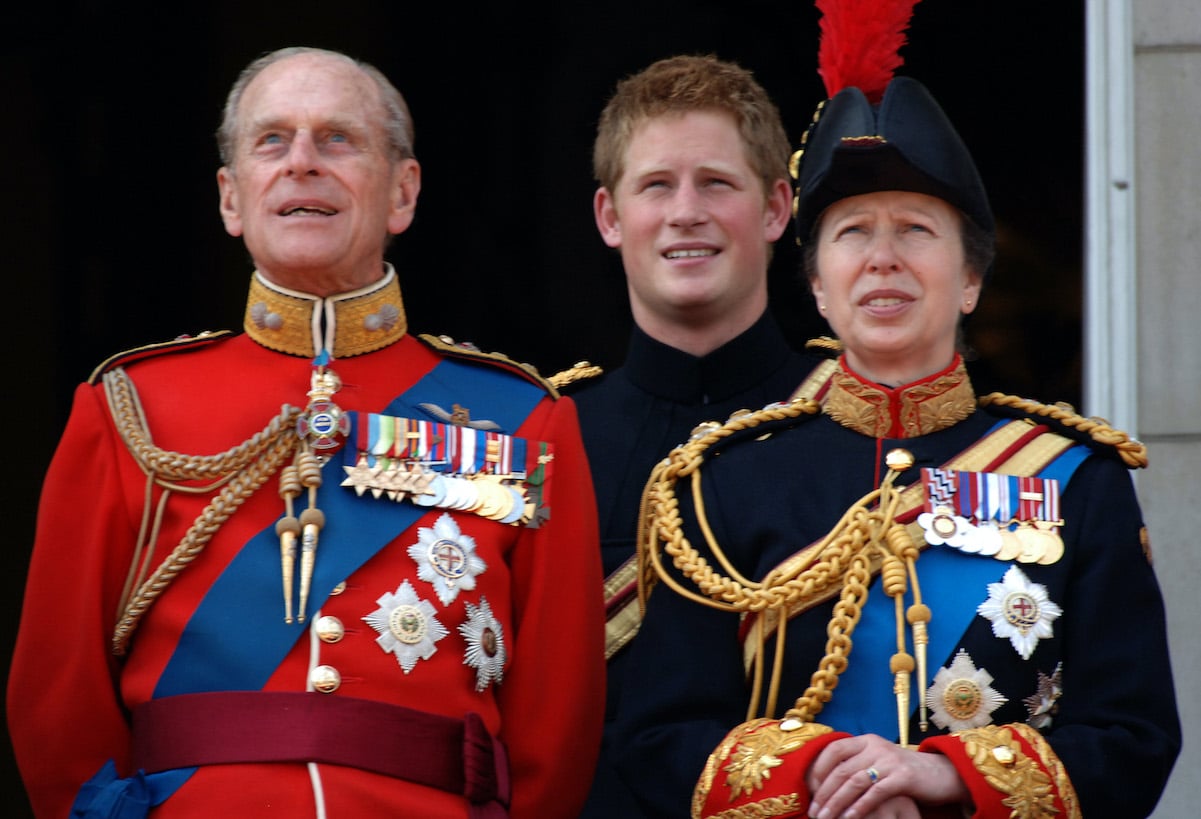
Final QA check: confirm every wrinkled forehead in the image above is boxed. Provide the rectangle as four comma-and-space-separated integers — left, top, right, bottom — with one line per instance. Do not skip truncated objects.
237, 53, 384, 133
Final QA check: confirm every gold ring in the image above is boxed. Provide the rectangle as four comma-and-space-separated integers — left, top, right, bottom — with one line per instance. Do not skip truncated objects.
866, 766, 880, 785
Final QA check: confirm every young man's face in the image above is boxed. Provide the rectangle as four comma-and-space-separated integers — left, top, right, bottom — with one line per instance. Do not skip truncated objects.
593, 110, 790, 349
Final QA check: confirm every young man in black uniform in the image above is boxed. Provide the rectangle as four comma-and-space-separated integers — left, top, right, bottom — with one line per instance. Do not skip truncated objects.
558, 54, 829, 818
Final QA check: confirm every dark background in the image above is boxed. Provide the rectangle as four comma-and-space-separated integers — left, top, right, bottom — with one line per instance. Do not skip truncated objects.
3, 1, 1082, 813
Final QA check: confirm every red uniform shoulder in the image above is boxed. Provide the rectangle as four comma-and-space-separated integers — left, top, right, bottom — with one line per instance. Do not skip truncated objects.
87, 330, 236, 385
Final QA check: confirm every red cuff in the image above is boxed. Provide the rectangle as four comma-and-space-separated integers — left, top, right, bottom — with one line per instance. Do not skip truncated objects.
693, 719, 850, 819
920, 725, 1079, 819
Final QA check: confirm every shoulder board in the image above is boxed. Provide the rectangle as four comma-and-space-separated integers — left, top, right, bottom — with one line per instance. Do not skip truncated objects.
683, 395, 823, 463
977, 391, 1148, 469
416, 333, 560, 398
803, 335, 844, 356
789, 357, 840, 403
87, 330, 235, 385
548, 360, 604, 392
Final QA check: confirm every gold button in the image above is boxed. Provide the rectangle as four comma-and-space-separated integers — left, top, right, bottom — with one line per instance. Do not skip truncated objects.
310, 665, 342, 693
885, 448, 915, 472
314, 615, 345, 643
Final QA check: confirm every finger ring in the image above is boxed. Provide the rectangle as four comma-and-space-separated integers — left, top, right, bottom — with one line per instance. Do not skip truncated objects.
865, 766, 880, 785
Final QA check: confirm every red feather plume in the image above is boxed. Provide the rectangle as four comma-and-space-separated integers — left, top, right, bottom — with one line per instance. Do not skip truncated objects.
816, 0, 920, 103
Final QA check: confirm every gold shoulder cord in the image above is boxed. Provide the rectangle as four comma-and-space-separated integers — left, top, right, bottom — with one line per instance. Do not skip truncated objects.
103, 367, 303, 656
977, 393, 1147, 469
637, 396, 928, 744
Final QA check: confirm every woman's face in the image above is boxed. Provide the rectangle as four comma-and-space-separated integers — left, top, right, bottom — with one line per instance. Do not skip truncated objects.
812, 190, 982, 385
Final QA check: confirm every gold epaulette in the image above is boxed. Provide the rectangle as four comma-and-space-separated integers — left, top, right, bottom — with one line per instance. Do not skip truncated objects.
548, 360, 604, 391
87, 330, 235, 385
977, 392, 1148, 469
804, 335, 843, 355
416, 333, 560, 398
788, 356, 839, 402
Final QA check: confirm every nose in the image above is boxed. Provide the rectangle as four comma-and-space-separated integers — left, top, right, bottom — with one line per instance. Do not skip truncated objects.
667, 185, 707, 228
865, 234, 902, 272
285, 131, 322, 176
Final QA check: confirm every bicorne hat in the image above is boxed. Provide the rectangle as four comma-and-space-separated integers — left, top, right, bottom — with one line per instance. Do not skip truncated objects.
790, 0, 993, 244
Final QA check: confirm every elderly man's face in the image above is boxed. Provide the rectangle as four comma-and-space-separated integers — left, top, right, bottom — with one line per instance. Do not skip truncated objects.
217, 53, 419, 295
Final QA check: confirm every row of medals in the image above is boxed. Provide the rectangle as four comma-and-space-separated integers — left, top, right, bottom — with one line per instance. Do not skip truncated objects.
924, 505, 1064, 565
341, 455, 534, 525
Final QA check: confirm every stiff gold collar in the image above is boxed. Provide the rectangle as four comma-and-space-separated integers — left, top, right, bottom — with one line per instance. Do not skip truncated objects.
823, 355, 975, 439
243, 266, 408, 358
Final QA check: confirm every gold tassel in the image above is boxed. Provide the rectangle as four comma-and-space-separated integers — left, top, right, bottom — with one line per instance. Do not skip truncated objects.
277, 465, 301, 622
294, 449, 325, 623
891, 651, 914, 748
888, 524, 930, 732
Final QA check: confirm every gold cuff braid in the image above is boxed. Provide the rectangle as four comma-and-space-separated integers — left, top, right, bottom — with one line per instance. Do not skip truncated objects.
952, 724, 1080, 819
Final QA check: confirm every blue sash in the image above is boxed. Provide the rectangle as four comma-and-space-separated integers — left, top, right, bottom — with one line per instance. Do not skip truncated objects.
73, 359, 546, 817
814, 439, 1091, 738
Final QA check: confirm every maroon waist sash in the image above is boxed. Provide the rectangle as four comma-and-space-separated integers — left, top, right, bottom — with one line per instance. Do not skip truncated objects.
132, 691, 510, 814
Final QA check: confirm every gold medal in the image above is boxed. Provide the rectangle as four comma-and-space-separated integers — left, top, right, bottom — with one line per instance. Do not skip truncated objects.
1014, 522, 1046, 563
995, 526, 1025, 562
1033, 521, 1065, 565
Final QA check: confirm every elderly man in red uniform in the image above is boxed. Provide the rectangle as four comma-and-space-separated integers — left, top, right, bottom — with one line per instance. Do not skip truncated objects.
8, 46, 604, 819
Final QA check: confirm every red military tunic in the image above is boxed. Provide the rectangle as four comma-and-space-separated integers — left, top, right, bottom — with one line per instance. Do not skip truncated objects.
9, 270, 605, 818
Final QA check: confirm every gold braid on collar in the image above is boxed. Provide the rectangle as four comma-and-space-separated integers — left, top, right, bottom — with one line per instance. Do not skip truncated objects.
824, 357, 976, 438
243, 268, 407, 358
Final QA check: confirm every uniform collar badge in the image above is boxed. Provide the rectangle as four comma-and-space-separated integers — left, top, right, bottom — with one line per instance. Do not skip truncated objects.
244, 266, 407, 358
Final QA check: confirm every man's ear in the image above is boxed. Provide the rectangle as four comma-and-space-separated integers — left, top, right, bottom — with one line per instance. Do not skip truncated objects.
763, 178, 792, 243
594, 187, 622, 249
386, 158, 422, 236
216, 166, 243, 238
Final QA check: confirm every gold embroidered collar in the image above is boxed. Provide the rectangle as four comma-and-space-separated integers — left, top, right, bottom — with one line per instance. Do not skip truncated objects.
823, 355, 976, 439
243, 266, 408, 359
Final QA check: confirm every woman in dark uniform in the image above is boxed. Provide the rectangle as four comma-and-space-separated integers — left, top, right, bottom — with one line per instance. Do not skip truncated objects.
614, 6, 1181, 818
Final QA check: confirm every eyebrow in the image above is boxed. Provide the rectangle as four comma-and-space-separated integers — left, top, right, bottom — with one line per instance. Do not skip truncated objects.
244, 114, 368, 138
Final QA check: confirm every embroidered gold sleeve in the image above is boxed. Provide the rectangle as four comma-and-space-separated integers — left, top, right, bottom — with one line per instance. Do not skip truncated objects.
952, 724, 1080, 819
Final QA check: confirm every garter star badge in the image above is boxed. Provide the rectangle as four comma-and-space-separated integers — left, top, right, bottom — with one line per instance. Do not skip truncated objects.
408, 513, 487, 605
976, 565, 1062, 660
459, 596, 506, 692
926, 649, 1007, 731
363, 579, 449, 673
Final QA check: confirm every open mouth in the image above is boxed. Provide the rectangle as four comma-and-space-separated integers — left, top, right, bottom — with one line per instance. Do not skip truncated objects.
664, 248, 717, 259
280, 205, 337, 216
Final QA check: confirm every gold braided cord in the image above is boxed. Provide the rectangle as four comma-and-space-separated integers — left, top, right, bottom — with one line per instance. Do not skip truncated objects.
117, 478, 171, 630
110, 429, 298, 655
977, 392, 1148, 469
104, 368, 301, 482
638, 395, 924, 727
102, 367, 303, 655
